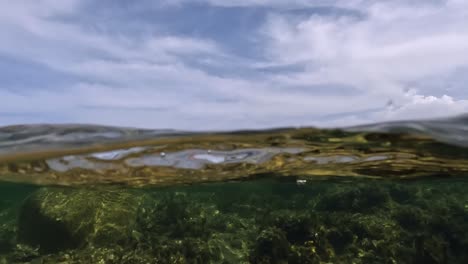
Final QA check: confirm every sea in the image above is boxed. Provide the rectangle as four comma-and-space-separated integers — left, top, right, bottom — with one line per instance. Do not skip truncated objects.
1, 116, 468, 263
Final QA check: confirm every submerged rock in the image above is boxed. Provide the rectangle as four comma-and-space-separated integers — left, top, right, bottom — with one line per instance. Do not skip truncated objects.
17, 187, 144, 253
0, 209, 16, 254
315, 184, 391, 213
250, 227, 290, 264
1, 179, 467, 263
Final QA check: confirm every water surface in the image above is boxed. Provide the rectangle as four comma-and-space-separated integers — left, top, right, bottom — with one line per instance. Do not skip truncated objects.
1, 117, 468, 263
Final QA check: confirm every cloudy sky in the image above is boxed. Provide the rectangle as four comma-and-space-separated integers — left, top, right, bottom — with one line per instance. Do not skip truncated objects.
0, 0, 467, 130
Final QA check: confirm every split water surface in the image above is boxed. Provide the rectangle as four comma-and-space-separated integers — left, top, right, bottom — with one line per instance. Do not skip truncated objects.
1, 117, 468, 263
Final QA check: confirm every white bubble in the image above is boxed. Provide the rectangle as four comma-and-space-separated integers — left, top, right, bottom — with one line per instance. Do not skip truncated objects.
296, 179, 307, 185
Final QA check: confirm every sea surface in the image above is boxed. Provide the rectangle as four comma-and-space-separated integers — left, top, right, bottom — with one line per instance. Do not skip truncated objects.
1, 116, 468, 263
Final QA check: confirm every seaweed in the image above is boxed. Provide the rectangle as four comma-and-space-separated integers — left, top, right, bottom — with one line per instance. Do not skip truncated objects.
0, 178, 467, 263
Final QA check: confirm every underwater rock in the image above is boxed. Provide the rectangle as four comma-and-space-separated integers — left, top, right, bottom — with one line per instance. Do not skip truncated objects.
1, 179, 467, 263
270, 211, 317, 244
0, 210, 15, 254
132, 191, 256, 263
250, 227, 290, 264
0, 230, 14, 255
17, 188, 144, 253
7, 244, 40, 263
315, 184, 391, 213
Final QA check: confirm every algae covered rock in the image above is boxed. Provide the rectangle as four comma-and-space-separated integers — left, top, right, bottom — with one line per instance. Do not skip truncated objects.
3, 179, 468, 263
0, 209, 16, 254
17, 187, 144, 253
0, 228, 14, 255
250, 227, 290, 264
315, 183, 391, 213
135, 191, 255, 263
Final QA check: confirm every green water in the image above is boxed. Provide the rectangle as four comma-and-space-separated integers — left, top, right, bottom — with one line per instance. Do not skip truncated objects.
1, 178, 468, 263
1, 121, 468, 263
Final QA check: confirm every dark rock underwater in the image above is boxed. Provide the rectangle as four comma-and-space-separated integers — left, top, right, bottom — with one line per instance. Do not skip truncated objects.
1, 117, 468, 263
0, 178, 467, 263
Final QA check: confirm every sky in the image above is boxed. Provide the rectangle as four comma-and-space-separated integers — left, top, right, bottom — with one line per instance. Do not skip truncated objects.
0, 0, 467, 130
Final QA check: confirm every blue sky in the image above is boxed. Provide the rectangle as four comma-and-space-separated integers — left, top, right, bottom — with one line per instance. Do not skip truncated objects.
1, 0, 467, 130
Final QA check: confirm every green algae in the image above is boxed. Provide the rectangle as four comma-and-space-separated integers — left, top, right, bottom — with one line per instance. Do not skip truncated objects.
17, 188, 144, 253
2, 121, 468, 263
0, 178, 467, 263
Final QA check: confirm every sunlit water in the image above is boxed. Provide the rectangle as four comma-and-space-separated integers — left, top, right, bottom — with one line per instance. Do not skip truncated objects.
1, 116, 468, 263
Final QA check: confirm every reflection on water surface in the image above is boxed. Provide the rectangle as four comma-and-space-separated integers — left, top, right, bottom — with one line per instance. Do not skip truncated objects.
1, 117, 468, 263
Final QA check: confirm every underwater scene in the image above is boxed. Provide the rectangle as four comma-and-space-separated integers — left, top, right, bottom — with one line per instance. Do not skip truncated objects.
1, 116, 468, 264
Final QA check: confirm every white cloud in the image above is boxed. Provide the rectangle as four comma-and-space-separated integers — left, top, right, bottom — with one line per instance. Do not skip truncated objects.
253, 0, 468, 124
377, 92, 468, 121
164, 0, 344, 8
261, 1, 468, 89
0, 0, 467, 129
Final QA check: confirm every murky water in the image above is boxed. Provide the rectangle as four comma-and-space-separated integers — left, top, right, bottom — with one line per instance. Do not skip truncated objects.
1, 117, 468, 263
